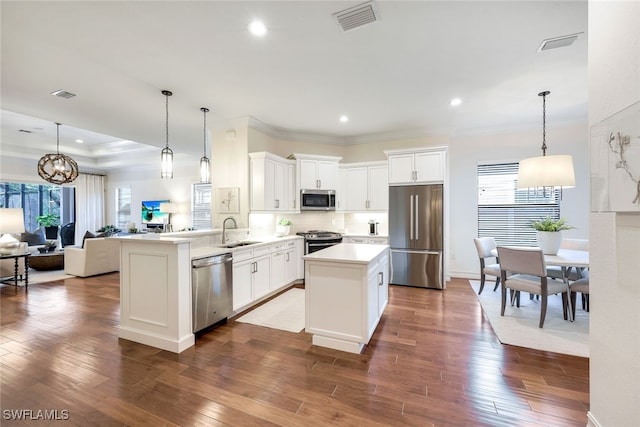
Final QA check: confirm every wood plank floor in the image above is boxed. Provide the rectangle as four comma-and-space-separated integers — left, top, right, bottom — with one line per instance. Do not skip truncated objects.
0, 274, 589, 426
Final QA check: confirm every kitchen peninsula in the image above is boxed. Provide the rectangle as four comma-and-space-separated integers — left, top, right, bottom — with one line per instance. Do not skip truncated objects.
115, 232, 304, 353
304, 243, 389, 354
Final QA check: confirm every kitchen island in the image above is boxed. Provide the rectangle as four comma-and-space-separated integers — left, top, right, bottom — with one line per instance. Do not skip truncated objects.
304, 243, 389, 354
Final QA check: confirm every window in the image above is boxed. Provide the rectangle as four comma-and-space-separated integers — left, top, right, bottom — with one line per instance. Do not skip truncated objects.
477, 162, 560, 246
192, 183, 211, 230
0, 182, 62, 231
115, 187, 131, 230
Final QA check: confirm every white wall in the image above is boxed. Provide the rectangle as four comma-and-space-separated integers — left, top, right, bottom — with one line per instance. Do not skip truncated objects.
588, 2, 640, 426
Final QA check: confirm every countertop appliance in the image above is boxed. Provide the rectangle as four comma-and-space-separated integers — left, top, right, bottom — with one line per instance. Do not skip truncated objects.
389, 184, 444, 289
296, 230, 342, 254
191, 252, 233, 333
300, 189, 336, 211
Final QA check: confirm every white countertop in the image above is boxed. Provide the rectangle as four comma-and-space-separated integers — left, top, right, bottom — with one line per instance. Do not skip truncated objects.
303, 243, 389, 264
343, 233, 388, 238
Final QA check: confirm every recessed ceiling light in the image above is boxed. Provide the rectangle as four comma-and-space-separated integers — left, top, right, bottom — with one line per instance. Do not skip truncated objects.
75, 139, 84, 144
339, 115, 349, 123
248, 20, 268, 37
449, 98, 462, 107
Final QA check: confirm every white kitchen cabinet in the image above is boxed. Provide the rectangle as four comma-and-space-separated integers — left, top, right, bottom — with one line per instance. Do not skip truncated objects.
336, 167, 347, 211
270, 241, 287, 290
249, 152, 295, 212
340, 161, 388, 212
232, 257, 253, 311
385, 148, 446, 184
291, 153, 341, 191
232, 238, 303, 313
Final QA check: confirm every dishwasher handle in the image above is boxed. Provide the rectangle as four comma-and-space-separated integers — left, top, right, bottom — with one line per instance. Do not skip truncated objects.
192, 253, 233, 268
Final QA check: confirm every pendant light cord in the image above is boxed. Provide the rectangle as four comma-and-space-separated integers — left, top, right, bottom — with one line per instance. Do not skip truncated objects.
56, 122, 61, 154
539, 91, 550, 156
201, 107, 209, 156
165, 94, 169, 149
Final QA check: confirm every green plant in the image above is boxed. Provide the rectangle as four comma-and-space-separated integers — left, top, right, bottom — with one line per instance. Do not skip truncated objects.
278, 218, 292, 226
36, 214, 60, 227
44, 240, 57, 248
531, 216, 574, 232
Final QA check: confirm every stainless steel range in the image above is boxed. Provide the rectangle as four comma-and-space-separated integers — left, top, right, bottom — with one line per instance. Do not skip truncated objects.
296, 230, 343, 254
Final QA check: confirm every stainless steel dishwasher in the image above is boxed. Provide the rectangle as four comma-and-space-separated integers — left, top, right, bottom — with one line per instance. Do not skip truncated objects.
191, 252, 233, 333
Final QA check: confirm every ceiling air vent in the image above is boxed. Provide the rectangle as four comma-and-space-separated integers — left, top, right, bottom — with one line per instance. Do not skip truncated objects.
537, 33, 582, 52
333, 1, 378, 32
51, 89, 76, 99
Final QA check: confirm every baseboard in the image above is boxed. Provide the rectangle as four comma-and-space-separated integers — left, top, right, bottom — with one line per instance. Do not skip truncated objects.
586, 411, 602, 427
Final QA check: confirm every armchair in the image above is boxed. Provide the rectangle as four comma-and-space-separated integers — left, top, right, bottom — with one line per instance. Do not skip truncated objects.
64, 237, 120, 277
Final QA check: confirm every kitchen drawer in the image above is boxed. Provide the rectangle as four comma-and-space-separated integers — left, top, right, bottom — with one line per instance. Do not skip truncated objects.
253, 245, 271, 257
232, 247, 254, 262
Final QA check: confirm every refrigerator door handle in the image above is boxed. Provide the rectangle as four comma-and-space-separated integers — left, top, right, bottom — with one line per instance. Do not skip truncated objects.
415, 194, 419, 240
409, 194, 414, 240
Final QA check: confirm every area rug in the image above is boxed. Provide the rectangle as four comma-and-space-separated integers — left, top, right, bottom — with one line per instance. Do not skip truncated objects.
235, 288, 305, 333
469, 280, 589, 358
28, 270, 74, 284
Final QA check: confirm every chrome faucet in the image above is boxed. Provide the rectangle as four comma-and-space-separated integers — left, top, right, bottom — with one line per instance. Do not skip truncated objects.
222, 217, 237, 244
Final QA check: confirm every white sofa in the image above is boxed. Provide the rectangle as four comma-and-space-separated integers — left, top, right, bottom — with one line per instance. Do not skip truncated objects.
64, 237, 120, 277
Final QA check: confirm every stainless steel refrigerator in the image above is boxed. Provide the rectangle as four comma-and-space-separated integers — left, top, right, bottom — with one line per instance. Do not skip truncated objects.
389, 184, 444, 289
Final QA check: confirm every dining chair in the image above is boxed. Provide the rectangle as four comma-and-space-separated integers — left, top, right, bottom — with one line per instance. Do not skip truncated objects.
547, 238, 589, 281
497, 246, 568, 328
473, 237, 501, 294
569, 277, 590, 313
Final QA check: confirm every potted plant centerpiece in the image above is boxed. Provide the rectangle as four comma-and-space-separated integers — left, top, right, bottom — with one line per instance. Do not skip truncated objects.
36, 214, 60, 240
276, 218, 291, 236
531, 216, 574, 255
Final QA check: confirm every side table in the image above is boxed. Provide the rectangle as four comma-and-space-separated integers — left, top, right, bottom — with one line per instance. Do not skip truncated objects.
0, 252, 30, 288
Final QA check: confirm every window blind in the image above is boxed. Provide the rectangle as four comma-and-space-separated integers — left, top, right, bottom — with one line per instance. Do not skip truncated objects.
477, 162, 560, 246
192, 183, 211, 230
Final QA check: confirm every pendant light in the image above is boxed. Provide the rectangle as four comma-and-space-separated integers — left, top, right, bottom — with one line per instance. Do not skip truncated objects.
517, 91, 575, 191
37, 122, 79, 184
161, 90, 174, 179
199, 107, 211, 183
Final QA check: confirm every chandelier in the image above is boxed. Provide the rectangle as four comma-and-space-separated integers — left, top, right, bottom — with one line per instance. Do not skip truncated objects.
37, 122, 79, 184
517, 91, 575, 191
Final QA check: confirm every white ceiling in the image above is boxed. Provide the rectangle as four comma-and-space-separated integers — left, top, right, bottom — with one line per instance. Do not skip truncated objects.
1, 1, 587, 171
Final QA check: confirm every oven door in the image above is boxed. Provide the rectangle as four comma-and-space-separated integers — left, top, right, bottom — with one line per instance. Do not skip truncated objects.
305, 238, 342, 254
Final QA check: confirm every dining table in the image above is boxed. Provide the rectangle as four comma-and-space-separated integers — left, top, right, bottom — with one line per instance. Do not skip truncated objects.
491, 247, 589, 322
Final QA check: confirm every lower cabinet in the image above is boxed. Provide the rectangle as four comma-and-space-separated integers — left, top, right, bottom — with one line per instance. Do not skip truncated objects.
232, 238, 302, 313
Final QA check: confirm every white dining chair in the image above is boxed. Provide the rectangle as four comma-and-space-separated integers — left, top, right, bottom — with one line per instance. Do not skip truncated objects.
497, 246, 568, 328
473, 237, 501, 294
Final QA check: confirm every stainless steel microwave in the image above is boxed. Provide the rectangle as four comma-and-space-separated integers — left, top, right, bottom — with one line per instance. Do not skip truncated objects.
300, 189, 336, 211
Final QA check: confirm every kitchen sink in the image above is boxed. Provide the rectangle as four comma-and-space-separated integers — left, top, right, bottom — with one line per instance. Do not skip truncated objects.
220, 241, 261, 249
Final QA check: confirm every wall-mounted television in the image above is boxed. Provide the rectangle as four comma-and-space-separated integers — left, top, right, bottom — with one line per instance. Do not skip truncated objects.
141, 200, 170, 227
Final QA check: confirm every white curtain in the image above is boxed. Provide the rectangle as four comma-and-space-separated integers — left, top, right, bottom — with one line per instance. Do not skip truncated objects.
74, 173, 105, 239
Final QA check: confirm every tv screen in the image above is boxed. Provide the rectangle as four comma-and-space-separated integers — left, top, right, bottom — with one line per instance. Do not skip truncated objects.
141, 200, 170, 226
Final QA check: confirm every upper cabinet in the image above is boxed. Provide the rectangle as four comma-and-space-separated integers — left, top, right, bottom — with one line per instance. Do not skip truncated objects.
249, 152, 296, 212
340, 161, 388, 212
384, 147, 446, 185
291, 153, 341, 191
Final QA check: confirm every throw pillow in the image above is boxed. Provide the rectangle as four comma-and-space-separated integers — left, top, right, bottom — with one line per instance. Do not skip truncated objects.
21, 228, 46, 246
82, 231, 96, 248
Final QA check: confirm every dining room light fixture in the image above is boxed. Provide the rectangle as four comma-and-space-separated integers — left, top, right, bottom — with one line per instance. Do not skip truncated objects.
517, 91, 575, 194
37, 122, 79, 184
199, 107, 211, 183
161, 90, 174, 179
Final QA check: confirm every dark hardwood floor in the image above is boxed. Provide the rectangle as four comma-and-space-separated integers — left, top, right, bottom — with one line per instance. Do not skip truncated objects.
0, 274, 589, 426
